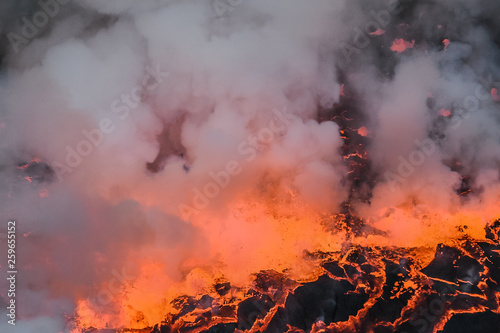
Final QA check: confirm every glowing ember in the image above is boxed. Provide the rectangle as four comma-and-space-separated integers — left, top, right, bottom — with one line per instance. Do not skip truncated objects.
369, 29, 385, 36
390, 38, 415, 52
492, 88, 500, 102
357, 126, 369, 137
443, 38, 450, 49
439, 108, 452, 117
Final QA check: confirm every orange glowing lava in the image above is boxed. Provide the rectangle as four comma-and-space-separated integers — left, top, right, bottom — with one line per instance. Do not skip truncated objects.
390, 38, 415, 53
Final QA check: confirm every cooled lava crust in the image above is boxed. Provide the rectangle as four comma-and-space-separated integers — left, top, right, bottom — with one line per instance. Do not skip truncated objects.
130, 221, 500, 333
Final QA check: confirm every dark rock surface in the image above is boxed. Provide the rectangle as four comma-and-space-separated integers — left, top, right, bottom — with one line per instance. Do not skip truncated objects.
146, 221, 500, 333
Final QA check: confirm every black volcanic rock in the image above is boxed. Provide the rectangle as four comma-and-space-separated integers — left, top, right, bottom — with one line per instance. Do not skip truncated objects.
237, 294, 274, 330
200, 323, 237, 333
486, 220, 500, 243
477, 242, 500, 291
254, 270, 286, 294
438, 311, 500, 333
421, 244, 463, 282
214, 282, 231, 296
263, 306, 289, 333
284, 275, 367, 331
322, 261, 346, 278
422, 243, 484, 297
345, 247, 368, 264
151, 323, 171, 333
396, 292, 448, 333
367, 260, 413, 323
344, 264, 361, 280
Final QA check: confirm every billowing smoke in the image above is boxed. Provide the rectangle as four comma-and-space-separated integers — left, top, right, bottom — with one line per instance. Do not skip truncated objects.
0, 0, 499, 331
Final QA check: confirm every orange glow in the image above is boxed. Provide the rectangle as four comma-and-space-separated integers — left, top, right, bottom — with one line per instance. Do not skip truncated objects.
68, 98, 500, 332
443, 38, 450, 49
439, 108, 452, 117
369, 29, 385, 36
390, 38, 415, 53
492, 88, 500, 101
72, 177, 500, 331
73, 191, 348, 330
357, 126, 369, 137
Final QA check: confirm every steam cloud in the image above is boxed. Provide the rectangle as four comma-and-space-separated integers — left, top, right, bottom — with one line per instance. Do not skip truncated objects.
0, 0, 499, 331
